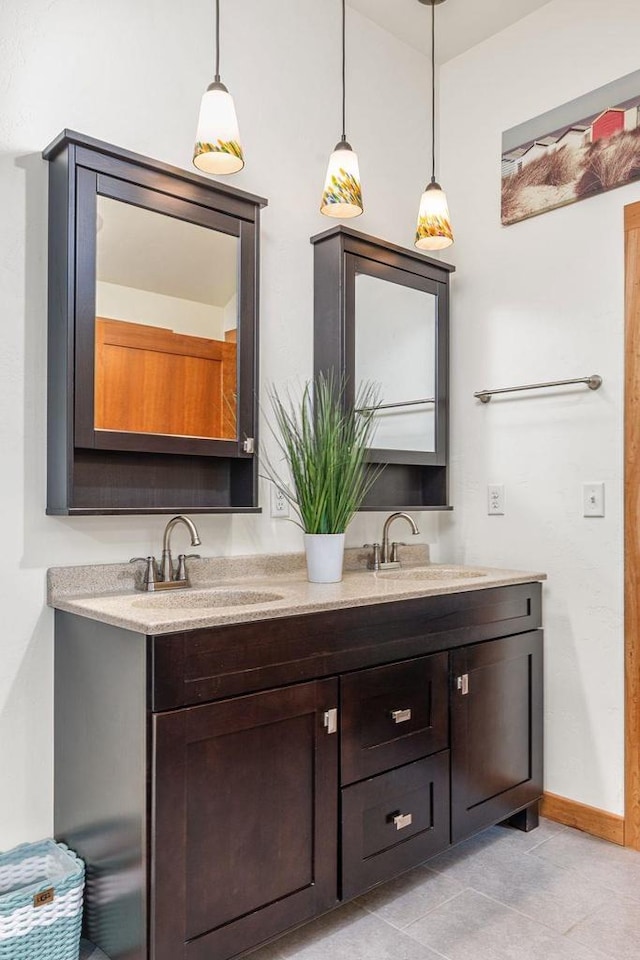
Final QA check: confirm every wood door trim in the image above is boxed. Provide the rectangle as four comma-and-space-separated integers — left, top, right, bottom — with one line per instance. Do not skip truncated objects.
541, 792, 624, 846
625, 201, 640, 849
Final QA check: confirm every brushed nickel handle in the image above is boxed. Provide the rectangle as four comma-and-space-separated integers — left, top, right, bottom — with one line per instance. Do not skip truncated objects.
323, 708, 338, 734
390, 542, 407, 563
364, 543, 382, 571
457, 674, 469, 695
392, 812, 413, 831
390, 708, 412, 723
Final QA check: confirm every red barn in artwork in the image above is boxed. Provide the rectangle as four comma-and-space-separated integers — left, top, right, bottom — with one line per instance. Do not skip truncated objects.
591, 108, 625, 141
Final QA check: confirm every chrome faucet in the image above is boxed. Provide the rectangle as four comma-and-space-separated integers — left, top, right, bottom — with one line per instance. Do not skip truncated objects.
365, 512, 420, 571
130, 515, 202, 591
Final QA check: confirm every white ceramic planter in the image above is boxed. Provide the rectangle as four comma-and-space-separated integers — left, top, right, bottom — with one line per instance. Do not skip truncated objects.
303, 533, 346, 583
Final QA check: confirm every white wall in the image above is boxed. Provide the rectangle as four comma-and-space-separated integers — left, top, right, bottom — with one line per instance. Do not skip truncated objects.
0, 0, 440, 847
96, 281, 227, 340
439, 0, 640, 815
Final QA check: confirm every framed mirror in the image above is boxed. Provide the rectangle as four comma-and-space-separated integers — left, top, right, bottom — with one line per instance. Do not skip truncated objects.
312, 226, 453, 510
44, 131, 267, 514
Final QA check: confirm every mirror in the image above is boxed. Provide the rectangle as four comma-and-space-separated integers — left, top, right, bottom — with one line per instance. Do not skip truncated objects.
312, 226, 453, 510
95, 196, 239, 441
44, 130, 266, 515
355, 273, 436, 453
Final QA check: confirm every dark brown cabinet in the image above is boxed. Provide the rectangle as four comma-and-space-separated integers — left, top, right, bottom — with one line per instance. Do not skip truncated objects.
152, 681, 338, 960
451, 631, 543, 843
43, 131, 267, 515
312, 226, 454, 511
54, 581, 543, 960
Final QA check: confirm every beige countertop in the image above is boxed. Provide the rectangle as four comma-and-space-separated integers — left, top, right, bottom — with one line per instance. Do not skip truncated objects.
48, 547, 546, 636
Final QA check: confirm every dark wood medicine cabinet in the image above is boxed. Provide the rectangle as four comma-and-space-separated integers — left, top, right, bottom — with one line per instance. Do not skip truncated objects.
43, 130, 267, 515
312, 226, 454, 511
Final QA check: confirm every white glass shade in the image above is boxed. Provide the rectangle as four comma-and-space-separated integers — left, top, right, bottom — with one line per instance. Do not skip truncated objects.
320, 142, 363, 218
193, 82, 244, 175
415, 181, 453, 251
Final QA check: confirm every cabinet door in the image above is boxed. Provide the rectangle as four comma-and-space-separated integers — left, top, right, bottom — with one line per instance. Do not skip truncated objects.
151, 679, 338, 960
450, 631, 543, 843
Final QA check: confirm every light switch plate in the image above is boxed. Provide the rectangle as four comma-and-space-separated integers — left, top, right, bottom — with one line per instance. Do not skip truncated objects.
583, 482, 605, 518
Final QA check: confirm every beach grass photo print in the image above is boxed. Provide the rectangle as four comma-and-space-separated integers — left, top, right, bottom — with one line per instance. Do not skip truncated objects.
501, 69, 640, 225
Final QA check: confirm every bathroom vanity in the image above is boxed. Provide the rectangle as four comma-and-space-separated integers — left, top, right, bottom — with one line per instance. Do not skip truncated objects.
51, 556, 544, 960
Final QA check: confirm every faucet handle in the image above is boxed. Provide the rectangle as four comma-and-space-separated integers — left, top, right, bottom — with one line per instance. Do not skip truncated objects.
175, 553, 201, 582
364, 543, 382, 571
390, 542, 407, 563
129, 556, 158, 589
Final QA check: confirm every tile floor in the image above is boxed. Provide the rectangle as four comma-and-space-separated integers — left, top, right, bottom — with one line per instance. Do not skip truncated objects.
251, 819, 640, 960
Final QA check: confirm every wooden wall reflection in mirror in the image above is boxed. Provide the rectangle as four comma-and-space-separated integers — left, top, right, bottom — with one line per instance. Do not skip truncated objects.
94, 197, 239, 441
44, 131, 267, 515
312, 227, 454, 511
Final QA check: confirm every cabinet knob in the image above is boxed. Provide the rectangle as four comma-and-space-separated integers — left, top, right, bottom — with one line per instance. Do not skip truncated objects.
457, 674, 470, 695
392, 812, 413, 831
390, 708, 412, 724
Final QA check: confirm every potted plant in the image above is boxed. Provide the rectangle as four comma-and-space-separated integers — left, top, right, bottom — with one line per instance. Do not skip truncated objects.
263, 372, 382, 583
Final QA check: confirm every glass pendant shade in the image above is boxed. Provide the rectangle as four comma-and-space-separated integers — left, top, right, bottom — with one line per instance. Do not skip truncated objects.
320, 141, 363, 218
415, 180, 453, 251
193, 80, 244, 175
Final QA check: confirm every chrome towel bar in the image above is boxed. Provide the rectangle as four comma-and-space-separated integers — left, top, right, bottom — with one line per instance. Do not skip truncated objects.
474, 375, 602, 404
356, 397, 435, 414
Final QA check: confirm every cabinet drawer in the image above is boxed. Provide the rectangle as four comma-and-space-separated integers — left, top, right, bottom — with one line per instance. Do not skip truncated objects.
341, 751, 450, 900
341, 653, 448, 784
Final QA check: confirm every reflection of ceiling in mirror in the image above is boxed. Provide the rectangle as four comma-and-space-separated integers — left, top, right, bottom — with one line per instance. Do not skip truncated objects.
96, 197, 238, 307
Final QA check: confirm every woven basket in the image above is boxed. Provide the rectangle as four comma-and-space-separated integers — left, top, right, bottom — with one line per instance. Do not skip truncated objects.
0, 839, 84, 960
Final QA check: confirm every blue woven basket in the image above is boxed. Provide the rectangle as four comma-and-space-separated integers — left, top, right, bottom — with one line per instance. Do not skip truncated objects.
0, 839, 84, 960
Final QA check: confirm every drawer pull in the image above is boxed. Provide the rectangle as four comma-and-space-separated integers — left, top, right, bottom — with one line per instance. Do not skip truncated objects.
392, 812, 413, 831
390, 708, 412, 724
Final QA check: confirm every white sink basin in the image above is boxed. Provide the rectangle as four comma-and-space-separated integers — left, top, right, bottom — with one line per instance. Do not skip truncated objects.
379, 566, 488, 581
132, 589, 284, 610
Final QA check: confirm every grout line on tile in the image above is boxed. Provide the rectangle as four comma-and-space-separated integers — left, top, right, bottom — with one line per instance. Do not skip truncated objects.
402, 889, 470, 938
371, 885, 473, 933
466, 887, 583, 939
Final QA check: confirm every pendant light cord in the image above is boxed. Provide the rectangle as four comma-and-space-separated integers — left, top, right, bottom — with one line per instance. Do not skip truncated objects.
215, 0, 221, 81
431, 0, 436, 181
341, 0, 347, 141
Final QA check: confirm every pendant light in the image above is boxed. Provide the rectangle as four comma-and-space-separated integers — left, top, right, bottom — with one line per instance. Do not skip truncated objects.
415, 0, 453, 251
320, 0, 363, 218
193, 0, 244, 175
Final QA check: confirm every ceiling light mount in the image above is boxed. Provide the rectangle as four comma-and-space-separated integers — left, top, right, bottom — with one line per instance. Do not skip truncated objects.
414, 0, 453, 250
320, 0, 363, 218
193, 0, 245, 176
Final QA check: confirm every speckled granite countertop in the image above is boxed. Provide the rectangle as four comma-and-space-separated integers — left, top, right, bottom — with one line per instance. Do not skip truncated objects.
47, 546, 546, 636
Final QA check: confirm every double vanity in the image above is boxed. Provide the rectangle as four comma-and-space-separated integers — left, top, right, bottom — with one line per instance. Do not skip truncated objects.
43, 130, 543, 960
50, 544, 545, 960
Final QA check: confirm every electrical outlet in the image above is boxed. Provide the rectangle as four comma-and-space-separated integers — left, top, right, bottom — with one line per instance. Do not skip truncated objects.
487, 484, 505, 515
583, 482, 605, 518
270, 485, 290, 519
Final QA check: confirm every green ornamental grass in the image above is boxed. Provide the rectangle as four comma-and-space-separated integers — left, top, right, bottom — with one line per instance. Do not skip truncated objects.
263, 372, 383, 534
